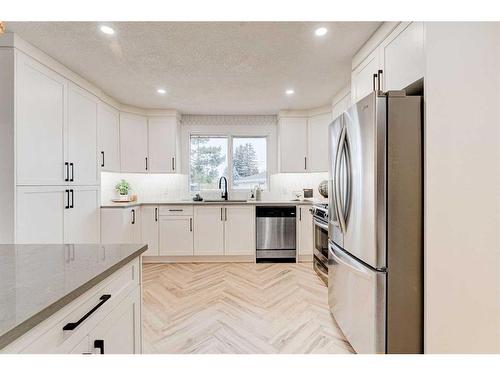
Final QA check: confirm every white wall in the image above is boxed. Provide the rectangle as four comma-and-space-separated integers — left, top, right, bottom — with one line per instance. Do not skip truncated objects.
424, 22, 500, 353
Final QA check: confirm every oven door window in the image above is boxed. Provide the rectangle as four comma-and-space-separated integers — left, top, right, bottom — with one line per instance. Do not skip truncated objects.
314, 221, 329, 258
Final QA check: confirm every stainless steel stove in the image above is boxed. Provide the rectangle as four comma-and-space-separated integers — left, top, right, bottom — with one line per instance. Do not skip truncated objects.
310, 202, 329, 285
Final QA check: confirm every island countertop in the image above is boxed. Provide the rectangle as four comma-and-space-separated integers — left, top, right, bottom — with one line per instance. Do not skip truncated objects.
0, 243, 147, 350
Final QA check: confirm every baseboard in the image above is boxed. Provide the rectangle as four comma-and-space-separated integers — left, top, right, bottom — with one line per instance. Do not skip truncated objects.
142, 255, 255, 263
298, 254, 313, 263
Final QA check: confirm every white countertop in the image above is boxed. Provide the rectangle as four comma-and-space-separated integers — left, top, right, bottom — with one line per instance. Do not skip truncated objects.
101, 200, 315, 208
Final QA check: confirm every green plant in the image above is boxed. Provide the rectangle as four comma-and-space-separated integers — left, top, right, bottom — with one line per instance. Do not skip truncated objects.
115, 179, 131, 195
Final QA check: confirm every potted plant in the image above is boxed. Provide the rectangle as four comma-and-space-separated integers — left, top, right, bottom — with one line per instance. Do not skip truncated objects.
115, 179, 131, 201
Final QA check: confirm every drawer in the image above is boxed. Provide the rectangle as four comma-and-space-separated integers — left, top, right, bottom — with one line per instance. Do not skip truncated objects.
3, 257, 140, 353
159, 205, 193, 216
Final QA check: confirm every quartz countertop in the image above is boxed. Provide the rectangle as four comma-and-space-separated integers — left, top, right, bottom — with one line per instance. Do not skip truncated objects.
0, 243, 147, 349
101, 200, 315, 208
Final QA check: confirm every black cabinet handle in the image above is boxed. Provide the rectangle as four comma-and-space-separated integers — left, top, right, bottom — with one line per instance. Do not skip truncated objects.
377, 69, 383, 91
94, 339, 104, 354
299, 207, 302, 221
65, 189, 70, 209
172, 157, 175, 171
169, 209, 183, 212
70, 162, 74, 182
155, 207, 158, 222
373, 73, 378, 91
131, 209, 135, 224
70, 189, 74, 208
65, 162, 69, 182
304, 157, 307, 170
145, 157, 148, 171
101, 151, 105, 167
62, 295, 111, 331
190, 218, 193, 232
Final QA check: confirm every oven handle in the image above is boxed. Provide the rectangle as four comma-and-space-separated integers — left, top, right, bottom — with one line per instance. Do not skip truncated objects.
314, 218, 329, 231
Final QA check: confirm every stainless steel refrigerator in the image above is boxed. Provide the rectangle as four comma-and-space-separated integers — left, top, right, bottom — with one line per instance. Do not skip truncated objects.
327, 90, 423, 354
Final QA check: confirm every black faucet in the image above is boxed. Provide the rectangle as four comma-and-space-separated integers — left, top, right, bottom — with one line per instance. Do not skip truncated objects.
218, 176, 228, 200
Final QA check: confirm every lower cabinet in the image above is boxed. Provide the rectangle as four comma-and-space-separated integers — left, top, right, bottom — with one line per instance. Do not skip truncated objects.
141, 206, 159, 256
101, 206, 141, 244
193, 206, 224, 255
86, 287, 142, 354
224, 206, 255, 256
16, 185, 100, 244
298, 205, 314, 257
159, 216, 193, 256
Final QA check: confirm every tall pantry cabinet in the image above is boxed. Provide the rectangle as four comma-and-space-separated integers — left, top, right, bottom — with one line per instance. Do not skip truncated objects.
0, 40, 101, 244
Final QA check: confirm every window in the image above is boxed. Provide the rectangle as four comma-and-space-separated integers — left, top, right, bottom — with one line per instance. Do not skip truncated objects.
190, 135, 268, 192
232, 137, 267, 190
190, 136, 228, 191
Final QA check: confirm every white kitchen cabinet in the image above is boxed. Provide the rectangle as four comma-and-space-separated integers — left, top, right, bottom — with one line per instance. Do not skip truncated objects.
307, 112, 332, 172
120, 113, 148, 173
297, 205, 313, 257
98, 101, 120, 172
379, 22, 424, 91
224, 206, 255, 256
159, 216, 194, 256
64, 186, 100, 244
278, 116, 308, 172
332, 92, 351, 120
16, 52, 67, 185
193, 206, 224, 255
141, 206, 159, 256
67, 83, 99, 185
16, 185, 100, 244
351, 48, 381, 104
148, 117, 180, 173
101, 207, 141, 244
88, 287, 142, 354
16, 186, 65, 243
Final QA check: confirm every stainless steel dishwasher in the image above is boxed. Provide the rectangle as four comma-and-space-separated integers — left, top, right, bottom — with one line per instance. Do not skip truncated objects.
256, 206, 296, 263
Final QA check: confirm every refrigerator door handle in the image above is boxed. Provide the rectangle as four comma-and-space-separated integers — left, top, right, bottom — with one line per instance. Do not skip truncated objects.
329, 243, 371, 276
343, 131, 352, 224
334, 125, 347, 234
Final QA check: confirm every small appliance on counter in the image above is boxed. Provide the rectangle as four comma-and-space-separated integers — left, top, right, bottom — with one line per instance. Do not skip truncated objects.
303, 188, 313, 199
318, 180, 328, 198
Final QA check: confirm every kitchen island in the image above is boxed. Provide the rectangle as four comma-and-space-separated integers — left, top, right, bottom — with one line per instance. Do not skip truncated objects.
0, 243, 147, 353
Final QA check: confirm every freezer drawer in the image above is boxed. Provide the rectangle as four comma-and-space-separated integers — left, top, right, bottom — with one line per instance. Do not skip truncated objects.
328, 241, 386, 354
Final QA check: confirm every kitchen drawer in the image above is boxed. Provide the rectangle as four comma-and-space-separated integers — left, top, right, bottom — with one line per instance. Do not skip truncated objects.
3, 257, 140, 353
159, 205, 193, 216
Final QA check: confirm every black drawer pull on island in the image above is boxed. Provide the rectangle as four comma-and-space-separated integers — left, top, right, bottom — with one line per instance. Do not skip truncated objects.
62, 294, 111, 331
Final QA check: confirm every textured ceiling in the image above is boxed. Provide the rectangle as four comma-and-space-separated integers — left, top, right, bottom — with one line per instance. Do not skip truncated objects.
6, 22, 380, 114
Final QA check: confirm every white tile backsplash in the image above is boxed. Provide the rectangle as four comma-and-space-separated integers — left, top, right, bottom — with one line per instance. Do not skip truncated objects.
101, 171, 328, 204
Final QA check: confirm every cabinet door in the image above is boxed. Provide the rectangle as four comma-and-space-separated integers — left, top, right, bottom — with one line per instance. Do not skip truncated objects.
298, 205, 314, 256
351, 48, 380, 104
279, 117, 308, 172
16, 53, 67, 185
307, 112, 332, 172
64, 186, 100, 243
224, 206, 255, 256
67, 84, 99, 185
332, 92, 351, 121
120, 113, 148, 173
148, 117, 178, 173
89, 287, 142, 354
380, 22, 424, 91
141, 206, 159, 256
193, 206, 224, 255
159, 216, 193, 256
16, 186, 65, 243
98, 102, 120, 172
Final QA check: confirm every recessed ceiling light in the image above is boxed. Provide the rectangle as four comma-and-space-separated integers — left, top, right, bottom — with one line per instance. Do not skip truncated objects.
285, 89, 295, 95
100, 25, 115, 35
315, 27, 328, 36
157, 88, 167, 95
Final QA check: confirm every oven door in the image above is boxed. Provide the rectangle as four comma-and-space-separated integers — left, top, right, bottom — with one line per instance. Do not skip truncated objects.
314, 218, 329, 260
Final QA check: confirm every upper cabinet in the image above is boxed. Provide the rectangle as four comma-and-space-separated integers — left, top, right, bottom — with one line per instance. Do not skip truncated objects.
16, 52, 67, 185
148, 116, 180, 173
307, 112, 332, 173
351, 22, 424, 104
67, 83, 99, 185
120, 113, 148, 173
278, 110, 332, 173
98, 102, 120, 172
278, 116, 308, 173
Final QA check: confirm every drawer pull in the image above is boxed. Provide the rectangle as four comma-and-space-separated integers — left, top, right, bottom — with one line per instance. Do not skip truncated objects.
62, 294, 111, 331
94, 339, 105, 354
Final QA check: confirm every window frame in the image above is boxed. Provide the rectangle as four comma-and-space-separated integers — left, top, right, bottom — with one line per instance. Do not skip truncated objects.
189, 132, 269, 193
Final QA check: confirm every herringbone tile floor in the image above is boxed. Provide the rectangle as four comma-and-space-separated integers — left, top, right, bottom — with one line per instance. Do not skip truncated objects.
142, 262, 354, 354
